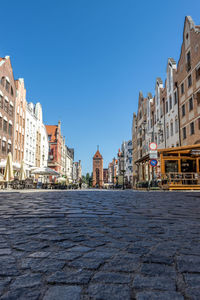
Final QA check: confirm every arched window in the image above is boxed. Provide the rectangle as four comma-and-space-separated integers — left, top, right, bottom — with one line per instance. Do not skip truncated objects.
1, 77, 5, 87
5, 80, 10, 92
11, 86, 13, 96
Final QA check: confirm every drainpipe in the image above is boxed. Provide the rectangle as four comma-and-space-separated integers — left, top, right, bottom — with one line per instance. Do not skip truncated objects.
175, 81, 181, 146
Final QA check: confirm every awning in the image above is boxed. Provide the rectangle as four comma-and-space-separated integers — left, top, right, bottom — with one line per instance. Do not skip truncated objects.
135, 154, 150, 164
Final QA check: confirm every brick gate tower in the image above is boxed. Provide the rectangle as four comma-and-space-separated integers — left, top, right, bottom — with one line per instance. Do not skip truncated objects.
93, 147, 103, 188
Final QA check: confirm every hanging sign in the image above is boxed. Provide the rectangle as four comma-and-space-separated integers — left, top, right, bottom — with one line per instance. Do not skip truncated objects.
149, 142, 157, 151
150, 159, 158, 167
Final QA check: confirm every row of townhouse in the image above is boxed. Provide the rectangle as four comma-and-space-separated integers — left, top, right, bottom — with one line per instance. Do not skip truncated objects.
0, 55, 77, 182
132, 16, 200, 186
107, 140, 133, 187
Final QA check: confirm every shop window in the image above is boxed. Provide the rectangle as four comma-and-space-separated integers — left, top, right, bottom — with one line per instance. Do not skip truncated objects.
165, 160, 178, 173
182, 127, 186, 140
182, 104, 186, 117
181, 83, 184, 95
190, 122, 195, 135
189, 97, 193, 111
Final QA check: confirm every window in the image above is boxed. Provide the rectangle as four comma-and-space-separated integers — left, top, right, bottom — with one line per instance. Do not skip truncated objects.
190, 122, 195, 135
182, 127, 186, 140
166, 125, 169, 139
3, 120, 7, 132
170, 121, 173, 136
197, 92, 200, 106
7, 143, 11, 153
0, 95, 3, 108
9, 105, 13, 117
196, 65, 200, 80
0, 117, 2, 130
189, 97, 193, 111
166, 101, 168, 113
5, 81, 10, 92
186, 51, 191, 71
181, 83, 184, 95
1, 77, 5, 86
169, 96, 172, 110
11, 86, 13, 96
175, 117, 178, 133
48, 135, 51, 141
188, 74, 192, 88
4, 100, 8, 113
182, 104, 185, 117
174, 91, 177, 105
8, 124, 12, 136
2, 141, 6, 153
198, 118, 200, 130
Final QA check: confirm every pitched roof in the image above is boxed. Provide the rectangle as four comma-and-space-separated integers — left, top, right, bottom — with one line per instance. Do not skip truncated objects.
93, 150, 103, 159
45, 125, 58, 142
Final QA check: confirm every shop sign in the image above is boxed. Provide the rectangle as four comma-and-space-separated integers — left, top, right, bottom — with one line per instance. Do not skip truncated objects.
150, 159, 158, 167
190, 150, 200, 156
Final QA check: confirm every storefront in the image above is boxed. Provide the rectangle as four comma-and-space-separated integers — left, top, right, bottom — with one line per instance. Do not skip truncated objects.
159, 144, 200, 190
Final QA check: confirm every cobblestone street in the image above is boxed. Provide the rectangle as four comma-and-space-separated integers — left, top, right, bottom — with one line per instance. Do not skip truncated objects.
0, 190, 200, 299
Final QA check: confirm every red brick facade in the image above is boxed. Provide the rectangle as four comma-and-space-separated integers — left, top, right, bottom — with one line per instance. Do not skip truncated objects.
0, 56, 16, 160
93, 150, 103, 187
45, 121, 62, 173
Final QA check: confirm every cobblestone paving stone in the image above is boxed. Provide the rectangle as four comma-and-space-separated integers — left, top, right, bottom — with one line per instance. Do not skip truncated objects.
0, 190, 199, 299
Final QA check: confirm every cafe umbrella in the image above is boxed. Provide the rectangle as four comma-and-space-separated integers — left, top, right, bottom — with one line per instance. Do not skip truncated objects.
4, 152, 14, 182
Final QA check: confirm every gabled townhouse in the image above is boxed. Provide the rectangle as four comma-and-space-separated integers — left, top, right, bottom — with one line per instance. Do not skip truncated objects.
0, 56, 16, 160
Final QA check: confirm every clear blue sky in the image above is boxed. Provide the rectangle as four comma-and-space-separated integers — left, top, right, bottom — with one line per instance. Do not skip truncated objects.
1, 0, 200, 174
